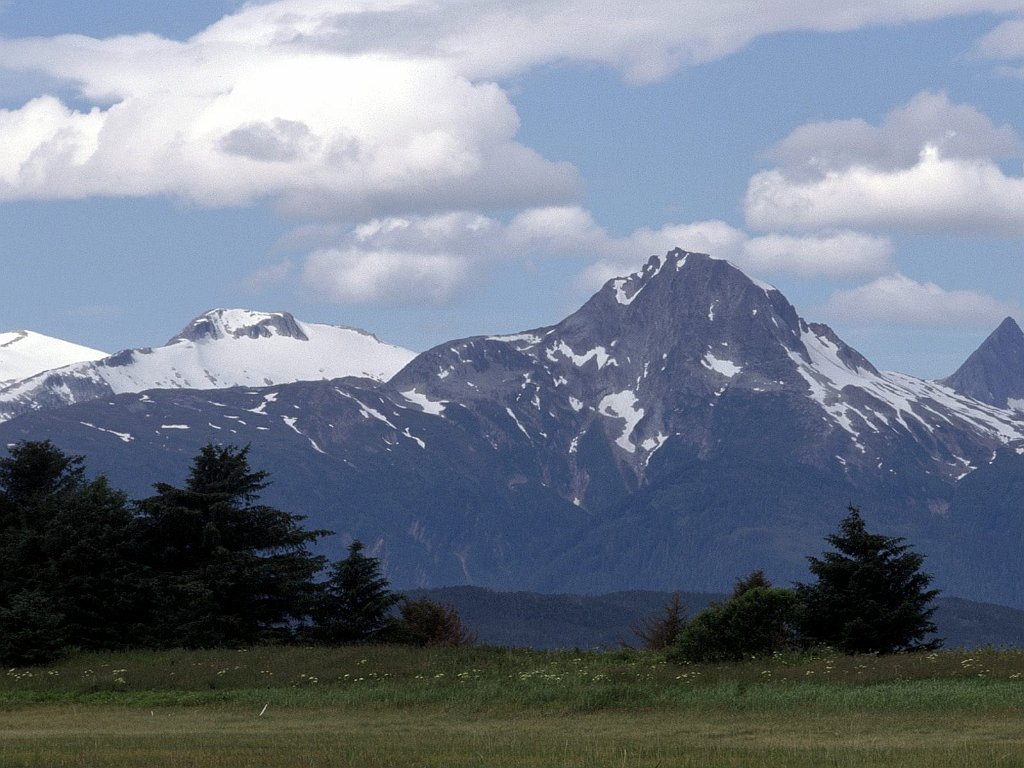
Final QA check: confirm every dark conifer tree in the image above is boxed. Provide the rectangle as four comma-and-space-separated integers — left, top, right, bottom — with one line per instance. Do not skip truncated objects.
0, 441, 143, 664
795, 505, 939, 654
313, 540, 400, 644
136, 444, 328, 647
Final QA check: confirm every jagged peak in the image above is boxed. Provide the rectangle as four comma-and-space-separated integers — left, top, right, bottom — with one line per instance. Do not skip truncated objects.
169, 309, 310, 344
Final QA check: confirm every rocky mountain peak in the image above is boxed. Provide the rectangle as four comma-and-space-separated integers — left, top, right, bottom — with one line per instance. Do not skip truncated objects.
169, 309, 309, 344
554, 250, 809, 382
943, 316, 1024, 410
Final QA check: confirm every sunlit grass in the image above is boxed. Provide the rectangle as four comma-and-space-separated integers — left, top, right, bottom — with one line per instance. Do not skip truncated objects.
2, 645, 1024, 766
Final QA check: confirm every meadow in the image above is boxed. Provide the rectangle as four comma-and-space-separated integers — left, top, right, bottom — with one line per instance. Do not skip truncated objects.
1, 645, 1023, 767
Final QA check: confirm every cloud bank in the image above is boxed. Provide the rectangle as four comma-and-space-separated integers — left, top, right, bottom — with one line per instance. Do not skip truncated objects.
746, 92, 1024, 235
267, 207, 894, 303
4, 3, 1024, 211
823, 274, 1021, 328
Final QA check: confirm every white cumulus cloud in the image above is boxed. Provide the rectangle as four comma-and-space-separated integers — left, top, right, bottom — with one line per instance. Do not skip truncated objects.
745, 93, 1024, 235
823, 273, 1021, 327
5, 4, 1024, 211
0, 24, 578, 212
304, 248, 471, 305
739, 232, 893, 278
201, 0, 1024, 83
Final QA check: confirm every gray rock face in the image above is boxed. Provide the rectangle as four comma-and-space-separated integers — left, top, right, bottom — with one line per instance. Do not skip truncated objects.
168, 309, 310, 343
943, 317, 1024, 410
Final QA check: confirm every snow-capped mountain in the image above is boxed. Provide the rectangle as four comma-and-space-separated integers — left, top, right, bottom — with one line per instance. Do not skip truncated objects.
0, 330, 107, 385
0, 309, 415, 423
942, 316, 1024, 412
3, 252, 1024, 605
392, 250, 1024, 489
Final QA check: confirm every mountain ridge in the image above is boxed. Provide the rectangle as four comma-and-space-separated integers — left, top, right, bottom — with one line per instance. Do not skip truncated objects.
0, 309, 416, 424
1, 251, 1023, 606
0, 329, 107, 385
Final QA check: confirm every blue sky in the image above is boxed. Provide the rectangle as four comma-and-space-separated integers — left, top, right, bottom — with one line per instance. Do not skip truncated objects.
3, 2, 1024, 378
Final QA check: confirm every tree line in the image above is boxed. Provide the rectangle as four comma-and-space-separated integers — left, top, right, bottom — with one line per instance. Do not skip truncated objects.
0, 440, 939, 666
0, 441, 470, 666
635, 505, 940, 661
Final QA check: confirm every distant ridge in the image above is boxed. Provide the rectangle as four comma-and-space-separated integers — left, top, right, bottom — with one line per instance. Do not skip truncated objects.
0, 309, 416, 423
411, 586, 1024, 651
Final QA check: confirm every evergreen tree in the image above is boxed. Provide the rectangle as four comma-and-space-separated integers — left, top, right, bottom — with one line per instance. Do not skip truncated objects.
0, 441, 144, 664
795, 505, 939, 654
313, 540, 400, 644
731, 569, 772, 599
633, 592, 687, 650
136, 444, 328, 647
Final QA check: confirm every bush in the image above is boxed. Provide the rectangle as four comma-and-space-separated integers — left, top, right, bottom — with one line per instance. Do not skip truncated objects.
391, 598, 477, 647
633, 592, 687, 650
669, 585, 799, 663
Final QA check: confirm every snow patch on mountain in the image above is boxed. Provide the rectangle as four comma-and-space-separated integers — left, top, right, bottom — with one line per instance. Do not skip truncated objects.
702, 353, 742, 378
786, 325, 1024, 451
399, 388, 448, 415
546, 341, 615, 369
598, 390, 644, 453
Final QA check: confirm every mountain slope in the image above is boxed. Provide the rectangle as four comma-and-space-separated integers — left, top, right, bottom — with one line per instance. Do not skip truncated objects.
3, 252, 1024, 605
0, 309, 415, 423
0, 330, 107, 385
943, 317, 1024, 411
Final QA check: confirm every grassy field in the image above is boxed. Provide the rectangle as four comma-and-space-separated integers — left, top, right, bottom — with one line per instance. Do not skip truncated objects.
1, 645, 1024, 766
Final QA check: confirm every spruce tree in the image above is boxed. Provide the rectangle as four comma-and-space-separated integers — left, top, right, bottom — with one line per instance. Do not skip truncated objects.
795, 505, 939, 654
0, 441, 144, 664
313, 540, 400, 644
136, 444, 328, 647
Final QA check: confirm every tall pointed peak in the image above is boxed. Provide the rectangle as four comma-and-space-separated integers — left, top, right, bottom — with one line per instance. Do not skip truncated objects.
991, 316, 1024, 342
943, 316, 1024, 410
596, 249, 781, 313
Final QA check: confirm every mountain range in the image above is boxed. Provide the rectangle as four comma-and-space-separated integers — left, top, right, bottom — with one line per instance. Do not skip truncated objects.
3, 250, 1024, 607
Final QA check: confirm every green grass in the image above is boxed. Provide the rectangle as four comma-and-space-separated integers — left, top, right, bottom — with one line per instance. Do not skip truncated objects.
1, 645, 1023, 766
